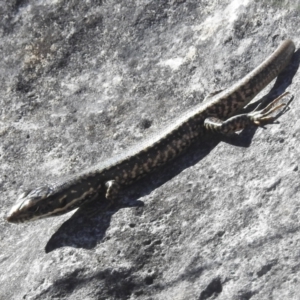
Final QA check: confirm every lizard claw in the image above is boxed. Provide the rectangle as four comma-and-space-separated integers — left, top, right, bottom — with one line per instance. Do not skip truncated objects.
250, 91, 291, 125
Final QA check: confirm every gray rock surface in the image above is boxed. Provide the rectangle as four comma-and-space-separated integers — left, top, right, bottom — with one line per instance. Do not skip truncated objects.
1, 0, 300, 299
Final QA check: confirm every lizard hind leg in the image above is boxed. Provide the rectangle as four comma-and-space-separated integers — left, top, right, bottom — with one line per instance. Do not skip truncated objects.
204, 92, 291, 134
250, 91, 291, 125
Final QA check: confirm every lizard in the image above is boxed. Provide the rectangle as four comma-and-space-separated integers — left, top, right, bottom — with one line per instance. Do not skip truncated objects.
6, 39, 295, 223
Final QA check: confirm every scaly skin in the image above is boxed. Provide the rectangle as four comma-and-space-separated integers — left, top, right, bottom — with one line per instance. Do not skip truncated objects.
6, 39, 295, 223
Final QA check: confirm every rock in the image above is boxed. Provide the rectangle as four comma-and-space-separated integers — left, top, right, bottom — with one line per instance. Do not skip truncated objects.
1, 1, 300, 299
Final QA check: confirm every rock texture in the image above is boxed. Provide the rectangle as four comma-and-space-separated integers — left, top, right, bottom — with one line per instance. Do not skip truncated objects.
1, 1, 300, 299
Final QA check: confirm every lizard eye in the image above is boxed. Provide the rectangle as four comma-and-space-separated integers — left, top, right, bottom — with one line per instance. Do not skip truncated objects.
26, 206, 40, 213
59, 197, 68, 207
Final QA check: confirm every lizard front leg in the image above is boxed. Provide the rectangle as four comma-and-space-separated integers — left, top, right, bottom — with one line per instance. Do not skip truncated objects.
105, 180, 121, 201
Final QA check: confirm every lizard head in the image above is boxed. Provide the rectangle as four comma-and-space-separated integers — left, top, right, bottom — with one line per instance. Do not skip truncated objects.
6, 182, 95, 223
6, 186, 57, 223
6, 180, 99, 223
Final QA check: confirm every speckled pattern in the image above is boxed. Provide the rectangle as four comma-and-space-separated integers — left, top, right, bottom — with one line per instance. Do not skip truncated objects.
6, 40, 295, 223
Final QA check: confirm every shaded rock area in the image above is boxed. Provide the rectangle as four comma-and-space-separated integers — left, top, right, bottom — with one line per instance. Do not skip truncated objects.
1, 0, 300, 299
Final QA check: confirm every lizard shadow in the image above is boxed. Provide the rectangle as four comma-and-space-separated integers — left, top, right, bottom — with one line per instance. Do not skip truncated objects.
45, 138, 216, 253
45, 49, 300, 253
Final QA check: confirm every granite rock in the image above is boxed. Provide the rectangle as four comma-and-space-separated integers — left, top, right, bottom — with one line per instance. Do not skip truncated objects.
1, 1, 300, 299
